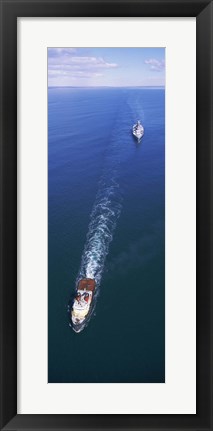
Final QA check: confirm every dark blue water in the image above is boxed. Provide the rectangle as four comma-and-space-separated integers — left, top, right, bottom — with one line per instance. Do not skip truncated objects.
48, 87, 165, 383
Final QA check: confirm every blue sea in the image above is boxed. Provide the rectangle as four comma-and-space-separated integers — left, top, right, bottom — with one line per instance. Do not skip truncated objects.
48, 87, 165, 383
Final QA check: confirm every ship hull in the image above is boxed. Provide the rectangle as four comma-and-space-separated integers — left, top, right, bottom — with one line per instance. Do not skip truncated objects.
133, 132, 143, 142
71, 304, 94, 333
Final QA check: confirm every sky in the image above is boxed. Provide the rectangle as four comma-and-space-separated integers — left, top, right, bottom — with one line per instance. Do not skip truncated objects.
48, 47, 165, 87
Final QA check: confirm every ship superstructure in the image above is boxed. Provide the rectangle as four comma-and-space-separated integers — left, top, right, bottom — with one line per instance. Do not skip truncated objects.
71, 278, 95, 332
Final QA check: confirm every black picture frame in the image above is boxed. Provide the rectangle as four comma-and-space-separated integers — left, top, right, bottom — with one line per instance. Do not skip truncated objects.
0, 0, 212, 430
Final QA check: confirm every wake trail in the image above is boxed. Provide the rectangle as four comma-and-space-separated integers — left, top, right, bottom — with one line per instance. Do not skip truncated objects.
73, 91, 144, 324
77, 114, 123, 289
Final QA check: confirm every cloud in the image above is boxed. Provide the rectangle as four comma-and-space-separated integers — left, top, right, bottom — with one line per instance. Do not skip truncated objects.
48, 48, 76, 57
144, 58, 165, 72
49, 55, 117, 69
61, 56, 117, 68
48, 49, 118, 84
48, 69, 103, 79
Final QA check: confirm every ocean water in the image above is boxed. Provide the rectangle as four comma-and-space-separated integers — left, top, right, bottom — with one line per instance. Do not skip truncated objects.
48, 87, 165, 383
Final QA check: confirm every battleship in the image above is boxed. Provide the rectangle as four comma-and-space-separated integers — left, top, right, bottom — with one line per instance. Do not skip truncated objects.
132, 120, 144, 142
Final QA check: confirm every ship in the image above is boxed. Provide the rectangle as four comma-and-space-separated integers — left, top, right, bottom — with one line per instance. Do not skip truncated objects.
132, 120, 144, 142
71, 278, 96, 333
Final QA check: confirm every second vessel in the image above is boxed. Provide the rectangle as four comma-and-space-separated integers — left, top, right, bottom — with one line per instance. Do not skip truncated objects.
132, 120, 144, 142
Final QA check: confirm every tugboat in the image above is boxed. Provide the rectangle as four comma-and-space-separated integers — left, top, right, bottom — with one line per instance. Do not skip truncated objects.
132, 120, 144, 142
71, 278, 95, 333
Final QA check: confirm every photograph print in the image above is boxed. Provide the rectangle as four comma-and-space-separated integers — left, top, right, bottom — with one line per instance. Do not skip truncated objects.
48, 47, 165, 383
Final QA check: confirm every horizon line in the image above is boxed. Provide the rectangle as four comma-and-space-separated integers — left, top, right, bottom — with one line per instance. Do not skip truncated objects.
48, 85, 165, 89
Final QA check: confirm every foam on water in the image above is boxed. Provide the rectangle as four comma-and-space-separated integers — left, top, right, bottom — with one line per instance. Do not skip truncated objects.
78, 171, 122, 286
78, 130, 123, 289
